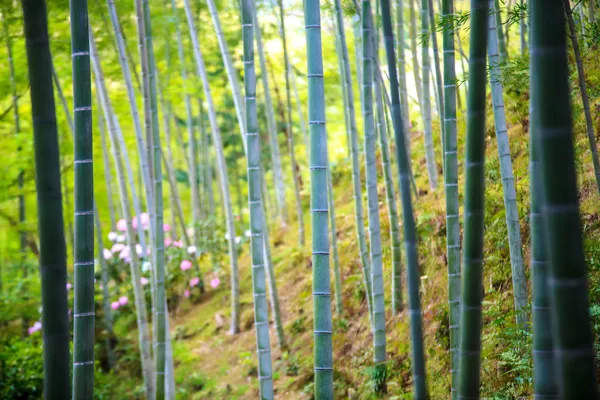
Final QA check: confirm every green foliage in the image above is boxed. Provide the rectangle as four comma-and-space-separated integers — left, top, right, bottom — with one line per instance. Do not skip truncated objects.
370, 362, 388, 394
0, 338, 44, 399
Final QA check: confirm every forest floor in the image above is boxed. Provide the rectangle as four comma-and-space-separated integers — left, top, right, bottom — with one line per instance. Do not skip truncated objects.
107, 94, 600, 399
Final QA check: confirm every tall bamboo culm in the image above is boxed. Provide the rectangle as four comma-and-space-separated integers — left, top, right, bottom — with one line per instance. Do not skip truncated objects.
487, 0, 528, 328
253, 13, 287, 224
304, 0, 334, 396
528, 81, 558, 400
241, 0, 275, 396
21, 1, 71, 397
530, 0, 598, 397
421, 0, 438, 189
183, 0, 241, 334
362, 0, 388, 391
90, 36, 155, 399
71, 0, 95, 397
380, 0, 428, 396
441, 0, 460, 397
457, 0, 488, 397
332, 0, 373, 319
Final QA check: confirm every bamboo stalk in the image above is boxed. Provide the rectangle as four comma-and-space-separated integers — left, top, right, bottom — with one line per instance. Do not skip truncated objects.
71, 0, 95, 396
441, 0, 460, 397
21, 1, 71, 397
531, 0, 598, 396
457, 0, 489, 396
90, 35, 155, 399
304, 0, 334, 395
183, 0, 240, 334
241, 1, 275, 395
362, 0, 388, 391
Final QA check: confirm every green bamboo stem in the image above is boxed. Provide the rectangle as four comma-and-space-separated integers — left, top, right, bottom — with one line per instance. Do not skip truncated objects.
494, 0, 507, 59
375, 62, 404, 315
327, 163, 343, 315
563, 0, 600, 196
21, 1, 71, 397
395, 0, 412, 149
371, 2, 404, 313
169, 0, 203, 265
529, 72, 558, 400
380, 0, 429, 394
488, 0, 528, 328
441, 0, 460, 397
331, 16, 352, 158
106, 0, 154, 239
530, 0, 598, 396
457, 0, 489, 397
332, 0, 374, 320
304, 0, 334, 395
98, 101, 117, 229
90, 36, 155, 399
93, 203, 116, 370
261, 186, 287, 349
274, 0, 306, 246
428, 0, 445, 146
207, 0, 247, 137
409, 0, 423, 106
362, 1, 388, 391
241, 1, 275, 395
253, 12, 287, 223
137, 2, 167, 395
421, 0, 439, 190
183, 0, 240, 334
71, 1, 95, 396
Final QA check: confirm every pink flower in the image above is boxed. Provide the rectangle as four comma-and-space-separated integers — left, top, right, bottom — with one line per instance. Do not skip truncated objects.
111, 301, 120, 310
163, 223, 171, 232
116, 219, 127, 232
132, 216, 138, 229
119, 246, 131, 260
210, 278, 220, 289
28, 321, 42, 335
180, 260, 192, 271
184, 289, 190, 298
136, 244, 143, 256
190, 277, 200, 287
66, 283, 72, 290
118, 296, 129, 306
141, 277, 150, 286
140, 212, 150, 229
164, 237, 172, 247
111, 243, 125, 253
173, 240, 183, 248
103, 248, 112, 260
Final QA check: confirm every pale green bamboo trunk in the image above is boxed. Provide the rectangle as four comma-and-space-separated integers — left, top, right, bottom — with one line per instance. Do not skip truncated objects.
241, 0, 275, 396
304, 0, 334, 395
409, 0, 423, 106
362, 1, 388, 391
421, 0, 439, 189
442, 0, 460, 397
396, 0, 412, 149
183, 0, 240, 334
487, 0, 528, 328
253, 12, 287, 223
273, 0, 306, 246
90, 37, 154, 399
333, 0, 374, 320
93, 204, 116, 369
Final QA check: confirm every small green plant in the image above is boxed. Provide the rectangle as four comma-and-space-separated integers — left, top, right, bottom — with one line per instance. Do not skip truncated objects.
370, 362, 388, 395
290, 316, 307, 335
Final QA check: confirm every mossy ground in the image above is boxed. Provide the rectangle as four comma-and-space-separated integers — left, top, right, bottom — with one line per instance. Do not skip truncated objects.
104, 88, 600, 399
